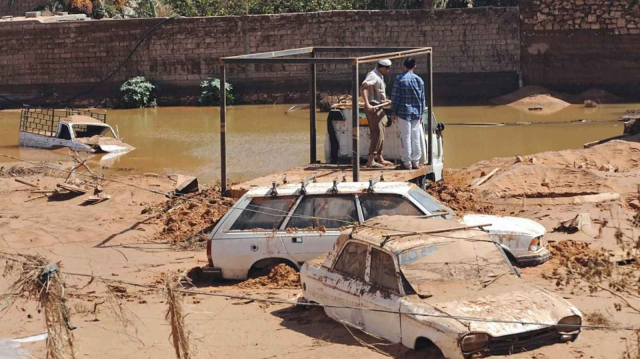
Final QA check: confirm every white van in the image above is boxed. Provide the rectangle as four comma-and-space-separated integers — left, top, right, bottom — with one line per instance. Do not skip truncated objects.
324, 106, 444, 181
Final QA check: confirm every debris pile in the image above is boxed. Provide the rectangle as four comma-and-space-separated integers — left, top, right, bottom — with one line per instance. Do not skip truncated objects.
153, 187, 236, 249
238, 264, 300, 289
425, 171, 495, 214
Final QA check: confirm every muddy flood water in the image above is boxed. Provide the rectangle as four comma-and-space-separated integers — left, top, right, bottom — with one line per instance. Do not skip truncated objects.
0, 104, 633, 184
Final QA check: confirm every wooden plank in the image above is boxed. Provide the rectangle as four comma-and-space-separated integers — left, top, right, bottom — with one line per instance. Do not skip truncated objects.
15, 178, 39, 188
228, 164, 427, 198
470, 168, 499, 188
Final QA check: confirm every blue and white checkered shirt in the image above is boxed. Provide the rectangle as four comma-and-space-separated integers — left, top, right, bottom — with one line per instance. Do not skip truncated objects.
390, 71, 425, 121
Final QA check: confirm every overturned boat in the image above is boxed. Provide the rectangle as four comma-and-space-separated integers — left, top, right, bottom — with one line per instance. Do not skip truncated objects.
18, 106, 134, 153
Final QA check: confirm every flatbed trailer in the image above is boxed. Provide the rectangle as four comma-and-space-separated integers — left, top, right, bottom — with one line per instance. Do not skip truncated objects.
228, 164, 428, 198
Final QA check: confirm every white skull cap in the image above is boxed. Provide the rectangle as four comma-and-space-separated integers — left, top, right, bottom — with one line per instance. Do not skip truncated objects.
378, 59, 392, 67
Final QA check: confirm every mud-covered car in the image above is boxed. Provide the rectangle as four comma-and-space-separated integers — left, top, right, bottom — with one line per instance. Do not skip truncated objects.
300, 216, 582, 359
205, 182, 549, 280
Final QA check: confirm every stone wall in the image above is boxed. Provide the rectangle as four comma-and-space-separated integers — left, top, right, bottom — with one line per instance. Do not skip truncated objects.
520, 0, 640, 96
0, 8, 521, 106
0, 0, 44, 17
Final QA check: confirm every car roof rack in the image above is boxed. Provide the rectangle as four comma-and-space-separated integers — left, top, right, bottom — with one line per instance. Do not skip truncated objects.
367, 173, 385, 193
300, 174, 316, 195
268, 175, 288, 197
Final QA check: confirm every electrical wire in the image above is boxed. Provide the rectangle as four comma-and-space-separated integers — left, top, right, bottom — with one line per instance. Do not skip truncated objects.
0, 16, 179, 108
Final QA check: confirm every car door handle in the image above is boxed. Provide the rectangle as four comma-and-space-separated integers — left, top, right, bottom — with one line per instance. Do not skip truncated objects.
292, 238, 303, 243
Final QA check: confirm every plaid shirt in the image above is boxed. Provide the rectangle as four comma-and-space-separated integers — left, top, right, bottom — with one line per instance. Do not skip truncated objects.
390, 71, 425, 121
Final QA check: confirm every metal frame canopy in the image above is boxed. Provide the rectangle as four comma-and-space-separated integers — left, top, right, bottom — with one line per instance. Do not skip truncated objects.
218, 46, 434, 193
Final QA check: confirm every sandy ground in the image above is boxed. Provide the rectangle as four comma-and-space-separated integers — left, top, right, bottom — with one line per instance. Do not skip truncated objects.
0, 135, 639, 359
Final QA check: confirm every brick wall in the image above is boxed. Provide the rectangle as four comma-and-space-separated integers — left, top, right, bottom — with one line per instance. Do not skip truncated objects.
0, 0, 44, 17
0, 8, 521, 106
520, 0, 640, 96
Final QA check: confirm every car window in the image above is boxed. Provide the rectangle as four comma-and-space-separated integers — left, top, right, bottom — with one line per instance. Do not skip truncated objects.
370, 248, 399, 293
359, 194, 423, 221
334, 242, 368, 279
409, 188, 453, 216
230, 196, 297, 231
286, 195, 358, 230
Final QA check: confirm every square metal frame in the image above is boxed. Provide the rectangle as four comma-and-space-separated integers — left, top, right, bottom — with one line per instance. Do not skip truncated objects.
219, 46, 434, 193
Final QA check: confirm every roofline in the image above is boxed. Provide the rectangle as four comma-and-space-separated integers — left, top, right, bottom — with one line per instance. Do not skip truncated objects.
220, 46, 432, 65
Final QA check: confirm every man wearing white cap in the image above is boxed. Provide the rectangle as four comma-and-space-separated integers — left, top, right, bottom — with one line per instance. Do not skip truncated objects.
360, 59, 393, 168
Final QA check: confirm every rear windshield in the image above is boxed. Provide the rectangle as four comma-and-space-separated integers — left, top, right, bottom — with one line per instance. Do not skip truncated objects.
409, 188, 453, 217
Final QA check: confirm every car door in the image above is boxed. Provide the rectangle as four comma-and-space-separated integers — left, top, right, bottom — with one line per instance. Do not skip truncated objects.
360, 247, 403, 343
282, 194, 359, 263
212, 195, 298, 279
322, 241, 369, 329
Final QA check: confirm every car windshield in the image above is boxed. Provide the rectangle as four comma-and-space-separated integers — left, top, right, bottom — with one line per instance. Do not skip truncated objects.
72, 124, 113, 138
408, 188, 454, 217
398, 238, 516, 296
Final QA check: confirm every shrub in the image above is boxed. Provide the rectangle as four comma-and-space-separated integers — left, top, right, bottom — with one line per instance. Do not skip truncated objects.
198, 77, 234, 106
120, 76, 157, 108
68, 0, 93, 15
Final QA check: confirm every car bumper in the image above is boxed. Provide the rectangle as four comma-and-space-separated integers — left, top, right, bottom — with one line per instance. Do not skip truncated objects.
515, 248, 551, 266
201, 265, 222, 279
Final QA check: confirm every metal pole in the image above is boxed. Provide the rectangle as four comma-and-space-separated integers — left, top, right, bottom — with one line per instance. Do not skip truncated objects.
309, 51, 317, 164
220, 64, 227, 194
352, 61, 359, 182
426, 52, 433, 167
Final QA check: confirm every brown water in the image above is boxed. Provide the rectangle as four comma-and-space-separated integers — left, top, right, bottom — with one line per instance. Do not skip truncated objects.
0, 104, 632, 184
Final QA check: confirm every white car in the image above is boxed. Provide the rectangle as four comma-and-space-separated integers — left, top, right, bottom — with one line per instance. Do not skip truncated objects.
205, 182, 549, 280
300, 216, 582, 359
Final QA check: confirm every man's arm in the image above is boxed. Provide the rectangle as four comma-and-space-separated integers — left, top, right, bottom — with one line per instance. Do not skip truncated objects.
419, 78, 426, 120
361, 72, 377, 110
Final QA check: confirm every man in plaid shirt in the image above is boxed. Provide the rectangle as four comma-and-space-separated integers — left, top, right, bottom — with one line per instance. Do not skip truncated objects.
390, 58, 425, 170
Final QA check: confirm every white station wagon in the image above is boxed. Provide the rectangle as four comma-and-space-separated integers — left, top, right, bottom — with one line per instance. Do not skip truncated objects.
301, 216, 582, 359
205, 182, 549, 280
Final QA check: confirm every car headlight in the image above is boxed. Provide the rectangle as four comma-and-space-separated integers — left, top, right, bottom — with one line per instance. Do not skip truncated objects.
557, 315, 582, 333
460, 333, 489, 353
528, 237, 539, 252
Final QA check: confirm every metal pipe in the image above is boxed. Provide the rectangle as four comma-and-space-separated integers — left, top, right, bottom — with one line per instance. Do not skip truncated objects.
309, 51, 317, 164
223, 47, 314, 59
223, 58, 353, 64
220, 64, 227, 194
352, 61, 359, 182
427, 52, 433, 167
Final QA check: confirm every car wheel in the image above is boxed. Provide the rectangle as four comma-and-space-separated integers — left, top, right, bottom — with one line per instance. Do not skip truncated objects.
414, 337, 445, 358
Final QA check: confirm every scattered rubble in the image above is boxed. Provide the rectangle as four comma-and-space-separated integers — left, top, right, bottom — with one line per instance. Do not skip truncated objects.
153, 187, 236, 249
237, 264, 300, 289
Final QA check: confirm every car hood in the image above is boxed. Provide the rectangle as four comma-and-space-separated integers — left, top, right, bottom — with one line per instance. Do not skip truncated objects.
408, 278, 580, 337
461, 214, 546, 238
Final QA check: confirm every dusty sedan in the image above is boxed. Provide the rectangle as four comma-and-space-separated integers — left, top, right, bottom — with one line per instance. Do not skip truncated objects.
300, 215, 582, 359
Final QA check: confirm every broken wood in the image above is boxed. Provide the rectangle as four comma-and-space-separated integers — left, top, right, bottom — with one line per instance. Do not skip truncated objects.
83, 193, 111, 205
470, 168, 499, 188
15, 178, 39, 188
175, 175, 198, 194
57, 183, 87, 194
584, 134, 630, 148
24, 195, 48, 203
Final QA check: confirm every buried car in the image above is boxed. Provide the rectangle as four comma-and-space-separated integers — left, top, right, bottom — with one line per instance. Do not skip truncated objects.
205, 181, 549, 280
300, 216, 582, 359
18, 107, 134, 154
